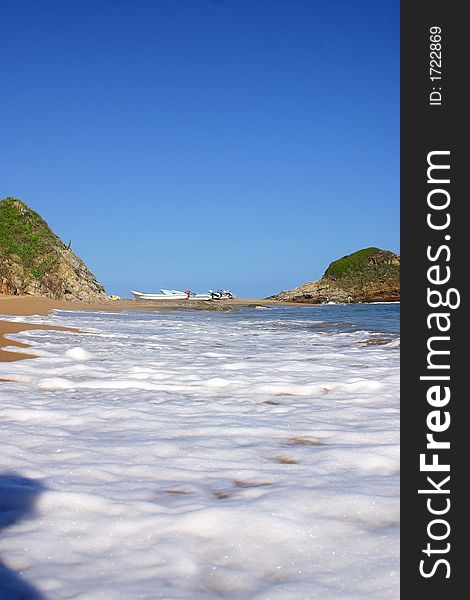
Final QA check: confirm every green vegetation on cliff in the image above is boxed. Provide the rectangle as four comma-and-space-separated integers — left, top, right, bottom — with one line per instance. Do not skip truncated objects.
1, 197, 107, 300
269, 247, 400, 303
324, 247, 400, 285
0, 197, 60, 280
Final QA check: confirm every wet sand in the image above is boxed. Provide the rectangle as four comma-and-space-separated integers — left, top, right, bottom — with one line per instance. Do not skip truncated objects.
0, 321, 77, 362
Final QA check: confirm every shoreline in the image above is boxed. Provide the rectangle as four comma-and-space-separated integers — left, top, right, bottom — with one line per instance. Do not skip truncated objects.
0, 295, 306, 364
0, 321, 78, 362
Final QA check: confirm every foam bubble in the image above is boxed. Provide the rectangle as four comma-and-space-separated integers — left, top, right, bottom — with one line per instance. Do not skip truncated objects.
64, 347, 93, 360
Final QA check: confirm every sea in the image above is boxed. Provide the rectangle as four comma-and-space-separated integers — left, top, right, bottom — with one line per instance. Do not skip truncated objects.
0, 303, 399, 599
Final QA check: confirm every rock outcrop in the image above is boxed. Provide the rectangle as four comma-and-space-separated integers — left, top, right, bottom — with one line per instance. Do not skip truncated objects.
0, 197, 108, 301
269, 247, 400, 304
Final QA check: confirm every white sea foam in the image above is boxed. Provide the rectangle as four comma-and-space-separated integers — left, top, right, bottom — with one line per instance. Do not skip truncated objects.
64, 346, 94, 360
0, 308, 399, 599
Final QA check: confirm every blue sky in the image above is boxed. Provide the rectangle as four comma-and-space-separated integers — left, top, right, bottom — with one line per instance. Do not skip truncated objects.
1, 0, 399, 298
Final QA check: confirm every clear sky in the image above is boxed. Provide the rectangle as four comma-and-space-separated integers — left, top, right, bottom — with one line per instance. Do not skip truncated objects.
1, 0, 399, 298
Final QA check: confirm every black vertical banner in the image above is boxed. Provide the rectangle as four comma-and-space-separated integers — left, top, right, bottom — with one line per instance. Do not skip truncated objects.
401, 1, 466, 596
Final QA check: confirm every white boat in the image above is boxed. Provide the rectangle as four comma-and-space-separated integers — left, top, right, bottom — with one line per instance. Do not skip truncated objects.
187, 293, 212, 301
160, 289, 185, 295
131, 290, 213, 301
131, 290, 188, 301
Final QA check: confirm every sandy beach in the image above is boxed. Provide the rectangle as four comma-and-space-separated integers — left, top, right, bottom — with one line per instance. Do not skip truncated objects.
0, 297, 84, 363
0, 295, 299, 364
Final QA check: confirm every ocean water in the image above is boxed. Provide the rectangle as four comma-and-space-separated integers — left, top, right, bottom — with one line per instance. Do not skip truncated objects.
0, 304, 399, 599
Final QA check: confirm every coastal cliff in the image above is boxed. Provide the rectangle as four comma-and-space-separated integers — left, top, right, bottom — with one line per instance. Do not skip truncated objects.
0, 197, 108, 301
269, 247, 400, 303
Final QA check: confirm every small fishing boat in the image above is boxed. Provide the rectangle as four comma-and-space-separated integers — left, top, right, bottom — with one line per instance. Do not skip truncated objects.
131, 290, 213, 301
187, 293, 212, 301
160, 289, 185, 295
131, 290, 188, 301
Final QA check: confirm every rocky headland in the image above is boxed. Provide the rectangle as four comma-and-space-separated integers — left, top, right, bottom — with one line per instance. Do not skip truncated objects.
269, 247, 400, 304
0, 197, 108, 301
